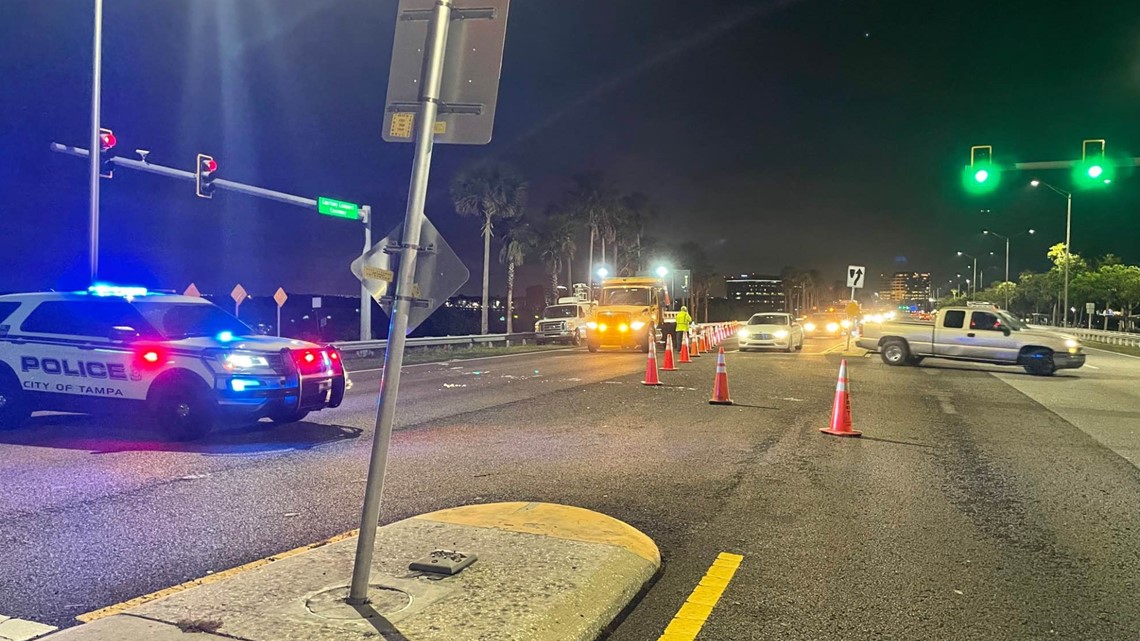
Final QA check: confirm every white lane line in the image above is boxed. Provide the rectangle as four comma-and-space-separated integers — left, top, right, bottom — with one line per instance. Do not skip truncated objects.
348, 347, 577, 374
1085, 364, 1100, 370
923, 368, 940, 376
0, 615, 57, 640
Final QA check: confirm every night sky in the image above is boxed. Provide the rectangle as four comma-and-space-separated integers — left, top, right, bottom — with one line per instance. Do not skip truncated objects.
2, 0, 1139, 298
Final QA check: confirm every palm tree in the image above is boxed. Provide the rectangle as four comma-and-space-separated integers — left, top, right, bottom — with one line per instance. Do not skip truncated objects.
565, 173, 619, 285
499, 223, 536, 334
538, 212, 577, 302
451, 162, 527, 334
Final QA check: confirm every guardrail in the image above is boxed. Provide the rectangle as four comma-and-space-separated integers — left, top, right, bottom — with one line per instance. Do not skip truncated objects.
333, 332, 539, 359
1032, 325, 1140, 348
1066, 327, 1140, 349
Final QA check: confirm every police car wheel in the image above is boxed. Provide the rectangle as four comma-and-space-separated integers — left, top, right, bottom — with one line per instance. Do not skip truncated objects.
0, 373, 31, 430
268, 409, 310, 425
151, 379, 216, 441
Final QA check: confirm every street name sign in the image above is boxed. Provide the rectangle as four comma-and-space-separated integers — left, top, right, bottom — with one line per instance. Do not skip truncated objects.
318, 196, 360, 220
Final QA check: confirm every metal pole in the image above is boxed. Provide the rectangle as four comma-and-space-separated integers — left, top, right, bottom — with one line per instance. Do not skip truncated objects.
89, 0, 104, 283
348, 0, 451, 606
972, 257, 977, 299
1062, 193, 1072, 327
276, 305, 281, 337
360, 206, 373, 341
1004, 238, 1010, 284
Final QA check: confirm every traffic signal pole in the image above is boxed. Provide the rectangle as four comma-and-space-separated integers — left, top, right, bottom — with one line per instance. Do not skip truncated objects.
50, 143, 375, 340
89, 0, 104, 282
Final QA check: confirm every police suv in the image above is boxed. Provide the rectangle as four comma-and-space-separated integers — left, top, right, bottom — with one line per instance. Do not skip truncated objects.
0, 286, 348, 440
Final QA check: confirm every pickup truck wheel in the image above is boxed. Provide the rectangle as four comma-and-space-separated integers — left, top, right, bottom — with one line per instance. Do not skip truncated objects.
572, 330, 583, 347
880, 339, 910, 366
1022, 349, 1056, 376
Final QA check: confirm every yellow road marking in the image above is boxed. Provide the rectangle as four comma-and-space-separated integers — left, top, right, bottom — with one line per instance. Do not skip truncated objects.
657, 552, 743, 641
76, 528, 360, 623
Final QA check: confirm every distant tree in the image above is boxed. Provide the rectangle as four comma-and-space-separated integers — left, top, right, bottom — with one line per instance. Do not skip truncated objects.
451, 162, 527, 334
565, 173, 621, 282
499, 223, 537, 334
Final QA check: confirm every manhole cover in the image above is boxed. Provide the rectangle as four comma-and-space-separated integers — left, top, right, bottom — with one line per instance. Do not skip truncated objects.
306, 585, 412, 620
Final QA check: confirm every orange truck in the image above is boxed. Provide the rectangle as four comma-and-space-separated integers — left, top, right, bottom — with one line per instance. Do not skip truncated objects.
585, 277, 671, 352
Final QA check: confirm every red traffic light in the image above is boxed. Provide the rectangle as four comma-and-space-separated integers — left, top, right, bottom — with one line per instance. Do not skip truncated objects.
203, 158, 218, 173
99, 129, 116, 150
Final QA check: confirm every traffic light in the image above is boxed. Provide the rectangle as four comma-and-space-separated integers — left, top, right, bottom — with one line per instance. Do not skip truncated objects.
99, 128, 116, 178
962, 145, 1000, 194
196, 153, 217, 199
1072, 139, 1113, 189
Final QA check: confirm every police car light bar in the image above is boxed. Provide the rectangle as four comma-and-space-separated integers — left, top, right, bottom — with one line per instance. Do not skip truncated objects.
88, 284, 149, 298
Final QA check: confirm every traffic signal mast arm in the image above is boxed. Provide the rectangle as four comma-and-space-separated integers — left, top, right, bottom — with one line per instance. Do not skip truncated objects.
49, 141, 334, 211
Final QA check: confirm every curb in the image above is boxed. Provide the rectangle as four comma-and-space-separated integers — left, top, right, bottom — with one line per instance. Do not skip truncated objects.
45, 502, 660, 641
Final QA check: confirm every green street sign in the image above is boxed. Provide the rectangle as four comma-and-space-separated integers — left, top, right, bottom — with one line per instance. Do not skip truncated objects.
318, 196, 360, 220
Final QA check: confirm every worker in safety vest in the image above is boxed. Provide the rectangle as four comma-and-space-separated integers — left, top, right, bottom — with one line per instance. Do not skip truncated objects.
674, 305, 693, 347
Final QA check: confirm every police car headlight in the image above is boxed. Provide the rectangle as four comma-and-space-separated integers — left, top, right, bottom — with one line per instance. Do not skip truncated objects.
1064, 338, 1079, 349
218, 352, 271, 372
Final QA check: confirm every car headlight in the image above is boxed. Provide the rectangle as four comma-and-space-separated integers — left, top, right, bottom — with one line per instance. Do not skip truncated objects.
840, 319, 852, 328
216, 351, 271, 372
535, 322, 541, 331
826, 322, 839, 333
1064, 339, 1080, 350
738, 329, 750, 338
804, 322, 816, 332
631, 321, 646, 331
587, 321, 598, 330
598, 323, 608, 332
774, 329, 789, 339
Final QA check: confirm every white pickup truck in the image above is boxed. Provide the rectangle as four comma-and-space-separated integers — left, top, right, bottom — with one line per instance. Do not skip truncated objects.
857, 304, 1085, 376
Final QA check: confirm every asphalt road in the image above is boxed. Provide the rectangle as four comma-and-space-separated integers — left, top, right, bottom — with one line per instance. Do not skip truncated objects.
1, 337, 1139, 640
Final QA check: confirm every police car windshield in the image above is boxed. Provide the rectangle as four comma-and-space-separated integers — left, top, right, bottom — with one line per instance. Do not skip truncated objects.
543, 305, 578, 318
132, 302, 251, 340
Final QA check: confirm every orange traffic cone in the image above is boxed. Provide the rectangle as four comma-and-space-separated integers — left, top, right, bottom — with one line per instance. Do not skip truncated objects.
708, 347, 733, 405
691, 328, 703, 357
821, 359, 861, 437
662, 334, 678, 371
679, 332, 692, 363
642, 338, 663, 386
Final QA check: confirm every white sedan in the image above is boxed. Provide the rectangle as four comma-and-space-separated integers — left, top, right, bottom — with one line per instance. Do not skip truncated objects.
737, 312, 804, 353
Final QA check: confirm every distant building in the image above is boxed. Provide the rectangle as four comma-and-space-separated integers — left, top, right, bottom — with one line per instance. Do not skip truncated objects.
888, 272, 932, 305
725, 274, 785, 312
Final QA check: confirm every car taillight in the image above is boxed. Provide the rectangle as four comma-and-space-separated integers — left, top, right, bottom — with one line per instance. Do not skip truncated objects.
326, 347, 344, 375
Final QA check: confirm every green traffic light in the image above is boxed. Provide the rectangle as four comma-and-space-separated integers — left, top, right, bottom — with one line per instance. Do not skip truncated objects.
963, 162, 1000, 194
1072, 158, 1113, 189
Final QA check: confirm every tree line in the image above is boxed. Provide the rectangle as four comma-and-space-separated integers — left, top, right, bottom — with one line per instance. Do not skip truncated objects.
939, 243, 1140, 330
449, 162, 724, 332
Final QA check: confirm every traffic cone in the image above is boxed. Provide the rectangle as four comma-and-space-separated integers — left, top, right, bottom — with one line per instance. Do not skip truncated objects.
821, 359, 861, 437
690, 330, 702, 358
679, 332, 692, 363
662, 334, 678, 371
708, 347, 733, 405
642, 338, 663, 386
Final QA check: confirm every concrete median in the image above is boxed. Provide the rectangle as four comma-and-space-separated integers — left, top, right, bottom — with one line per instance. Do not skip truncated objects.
44, 502, 660, 641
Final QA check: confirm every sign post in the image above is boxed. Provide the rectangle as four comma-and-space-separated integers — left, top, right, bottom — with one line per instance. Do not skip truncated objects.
274, 288, 289, 337
845, 266, 865, 351
1086, 302, 1095, 329
231, 284, 248, 318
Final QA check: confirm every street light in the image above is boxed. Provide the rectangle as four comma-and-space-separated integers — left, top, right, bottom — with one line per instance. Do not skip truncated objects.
655, 265, 668, 278
957, 251, 978, 299
1030, 179, 1074, 326
983, 228, 1035, 308
596, 266, 609, 280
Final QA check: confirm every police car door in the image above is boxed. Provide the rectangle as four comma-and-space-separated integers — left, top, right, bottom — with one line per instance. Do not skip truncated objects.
17, 299, 152, 402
